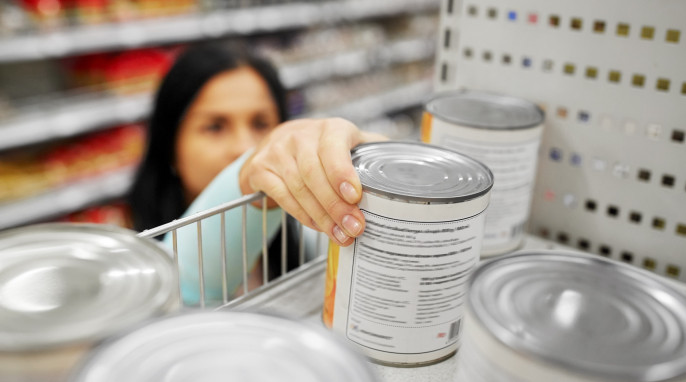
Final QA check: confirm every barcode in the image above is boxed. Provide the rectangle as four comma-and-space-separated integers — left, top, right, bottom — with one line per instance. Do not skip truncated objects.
448, 319, 462, 340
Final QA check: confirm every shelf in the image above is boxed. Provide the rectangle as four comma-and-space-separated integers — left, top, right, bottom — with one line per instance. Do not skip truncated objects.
0, 167, 136, 230
0, 37, 434, 151
0, 93, 151, 151
280, 36, 436, 89
309, 78, 433, 122
0, 81, 430, 229
0, 0, 440, 63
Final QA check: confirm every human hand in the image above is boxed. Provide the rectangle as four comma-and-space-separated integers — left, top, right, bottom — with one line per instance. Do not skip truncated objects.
239, 118, 387, 246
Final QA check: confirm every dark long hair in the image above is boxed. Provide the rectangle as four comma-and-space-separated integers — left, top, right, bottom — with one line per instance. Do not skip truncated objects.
129, 43, 288, 232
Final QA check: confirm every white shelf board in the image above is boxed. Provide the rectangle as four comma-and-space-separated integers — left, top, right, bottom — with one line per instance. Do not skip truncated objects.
0, 93, 152, 151
0, 166, 136, 230
309, 78, 433, 122
0, 37, 434, 150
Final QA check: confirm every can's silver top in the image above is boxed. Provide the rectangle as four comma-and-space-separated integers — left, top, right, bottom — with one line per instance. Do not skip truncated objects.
425, 90, 544, 130
0, 223, 176, 351
70, 311, 377, 382
469, 251, 686, 382
352, 141, 493, 204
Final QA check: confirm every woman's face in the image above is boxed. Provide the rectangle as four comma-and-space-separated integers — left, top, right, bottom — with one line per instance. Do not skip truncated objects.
175, 66, 281, 204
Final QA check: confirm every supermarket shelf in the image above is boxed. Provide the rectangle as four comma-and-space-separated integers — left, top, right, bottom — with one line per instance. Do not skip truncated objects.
309, 78, 434, 122
0, 37, 433, 151
0, 82, 429, 229
0, 167, 136, 230
0, 0, 440, 63
0, 93, 151, 151
280, 36, 436, 89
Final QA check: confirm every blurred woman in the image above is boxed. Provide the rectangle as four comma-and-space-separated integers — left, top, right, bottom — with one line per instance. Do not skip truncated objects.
129, 44, 382, 305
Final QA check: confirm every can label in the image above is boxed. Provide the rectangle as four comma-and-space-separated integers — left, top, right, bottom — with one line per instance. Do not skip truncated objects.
423, 113, 541, 255
325, 191, 488, 365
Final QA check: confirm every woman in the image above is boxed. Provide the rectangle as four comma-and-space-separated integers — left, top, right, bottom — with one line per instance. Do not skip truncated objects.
129, 44, 382, 305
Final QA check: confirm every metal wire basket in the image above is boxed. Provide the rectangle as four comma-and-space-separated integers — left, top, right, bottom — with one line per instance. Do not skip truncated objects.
137, 191, 322, 309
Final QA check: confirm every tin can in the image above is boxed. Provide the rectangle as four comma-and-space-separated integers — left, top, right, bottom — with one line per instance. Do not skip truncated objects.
323, 141, 493, 366
457, 251, 686, 382
0, 223, 177, 382
422, 90, 544, 256
69, 311, 377, 382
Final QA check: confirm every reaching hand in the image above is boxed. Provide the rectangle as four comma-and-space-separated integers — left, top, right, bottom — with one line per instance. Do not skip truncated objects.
239, 118, 387, 246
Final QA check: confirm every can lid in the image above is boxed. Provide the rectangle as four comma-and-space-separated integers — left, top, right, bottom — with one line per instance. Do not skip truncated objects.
71, 311, 377, 382
0, 223, 176, 351
424, 90, 544, 130
352, 141, 493, 204
469, 251, 686, 381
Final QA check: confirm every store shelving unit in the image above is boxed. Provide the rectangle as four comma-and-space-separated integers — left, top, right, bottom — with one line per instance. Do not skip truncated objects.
0, 166, 135, 230
0, 93, 151, 151
0, 0, 440, 230
0, 0, 438, 63
0, 36, 435, 150
0, 77, 431, 229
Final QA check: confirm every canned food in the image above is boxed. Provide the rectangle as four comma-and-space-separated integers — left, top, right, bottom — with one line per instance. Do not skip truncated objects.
69, 311, 377, 382
422, 90, 544, 256
0, 223, 176, 382
323, 141, 493, 366
457, 251, 686, 382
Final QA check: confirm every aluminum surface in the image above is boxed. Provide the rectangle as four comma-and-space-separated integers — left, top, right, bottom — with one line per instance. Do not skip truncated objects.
424, 90, 544, 130
0, 223, 176, 351
468, 251, 686, 381
70, 311, 377, 382
352, 141, 493, 203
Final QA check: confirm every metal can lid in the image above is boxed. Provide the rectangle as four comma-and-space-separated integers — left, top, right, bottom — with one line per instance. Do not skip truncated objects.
468, 251, 686, 381
0, 223, 176, 352
70, 311, 377, 382
352, 141, 493, 204
424, 90, 544, 130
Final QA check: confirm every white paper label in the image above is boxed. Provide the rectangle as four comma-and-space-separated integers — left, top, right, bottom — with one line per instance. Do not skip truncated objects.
345, 210, 484, 354
440, 135, 540, 249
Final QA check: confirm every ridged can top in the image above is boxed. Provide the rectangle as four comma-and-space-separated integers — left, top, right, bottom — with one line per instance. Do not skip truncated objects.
352, 141, 493, 204
70, 312, 377, 382
424, 90, 544, 130
468, 251, 686, 381
0, 223, 176, 351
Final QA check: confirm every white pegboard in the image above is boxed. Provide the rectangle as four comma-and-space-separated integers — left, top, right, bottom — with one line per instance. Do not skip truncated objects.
434, 0, 686, 281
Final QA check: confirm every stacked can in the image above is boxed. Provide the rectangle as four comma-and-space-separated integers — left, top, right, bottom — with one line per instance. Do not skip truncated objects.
323, 141, 493, 366
457, 251, 686, 382
70, 311, 377, 382
0, 224, 177, 382
422, 90, 545, 256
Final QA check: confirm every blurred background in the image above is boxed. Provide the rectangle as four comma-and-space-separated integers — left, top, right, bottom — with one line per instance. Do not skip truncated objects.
0, 0, 439, 230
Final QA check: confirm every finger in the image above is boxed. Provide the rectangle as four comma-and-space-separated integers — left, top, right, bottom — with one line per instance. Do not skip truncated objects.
249, 170, 317, 232
359, 130, 389, 143
295, 142, 365, 239
280, 155, 357, 246
317, 118, 367, 205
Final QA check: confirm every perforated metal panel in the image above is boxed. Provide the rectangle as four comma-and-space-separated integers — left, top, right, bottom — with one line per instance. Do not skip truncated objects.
435, 0, 686, 281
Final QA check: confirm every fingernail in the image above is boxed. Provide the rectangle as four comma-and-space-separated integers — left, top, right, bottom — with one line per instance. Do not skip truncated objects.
333, 225, 349, 244
339, 181, 359, 204
342, 215, 362, 236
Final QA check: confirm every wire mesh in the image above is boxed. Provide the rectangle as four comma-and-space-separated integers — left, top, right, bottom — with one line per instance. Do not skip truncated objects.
137, 191, 312, 308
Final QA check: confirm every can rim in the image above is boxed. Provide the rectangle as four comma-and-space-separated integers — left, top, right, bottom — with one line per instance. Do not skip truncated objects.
352, 141, 494, 204
468, 250, 686, 381
423, 90, 545, 130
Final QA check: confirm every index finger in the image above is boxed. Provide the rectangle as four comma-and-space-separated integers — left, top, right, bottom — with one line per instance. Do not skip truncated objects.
317, 119, 388, 205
